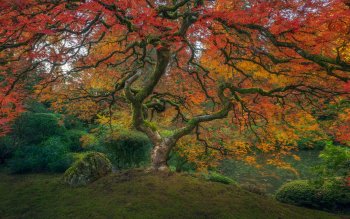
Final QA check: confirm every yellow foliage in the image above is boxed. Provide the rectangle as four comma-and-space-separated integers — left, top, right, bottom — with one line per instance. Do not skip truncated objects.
80, 134, 98, 148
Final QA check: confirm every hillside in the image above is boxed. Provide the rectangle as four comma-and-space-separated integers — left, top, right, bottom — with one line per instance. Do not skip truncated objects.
0, 169, 343, 219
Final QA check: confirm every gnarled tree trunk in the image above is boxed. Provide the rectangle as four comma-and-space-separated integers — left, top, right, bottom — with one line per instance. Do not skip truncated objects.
123, 45, 233, 171
150, 138, 174, 171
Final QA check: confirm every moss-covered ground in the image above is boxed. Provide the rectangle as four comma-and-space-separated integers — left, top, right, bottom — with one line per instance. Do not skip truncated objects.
0, 169, 344, 219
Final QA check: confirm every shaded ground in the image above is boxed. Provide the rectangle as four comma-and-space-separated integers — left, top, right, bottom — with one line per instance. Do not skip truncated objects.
220, 150, 322, 194
0, 169, 344, 219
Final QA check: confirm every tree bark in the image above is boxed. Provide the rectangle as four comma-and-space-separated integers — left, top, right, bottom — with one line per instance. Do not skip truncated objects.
150, 138, 174, 171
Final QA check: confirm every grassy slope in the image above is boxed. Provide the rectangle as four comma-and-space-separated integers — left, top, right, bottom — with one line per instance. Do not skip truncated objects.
0, 170, 343, 219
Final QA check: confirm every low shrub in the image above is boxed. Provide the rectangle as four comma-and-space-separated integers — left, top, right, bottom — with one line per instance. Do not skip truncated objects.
318, 182, 350, 211
63, 115, 84, 130
275, 180, 350, 211
63, 129, 87, 152
297, 138, 326, 150
205, 172, 236, 185
104, 131, 152, 169
8, 137, 73, 173
168, 151, 196, 173
12, 112, 66, 145
0, 136, 15, 164
316, 142, 350, 180
275, 180, 318, 208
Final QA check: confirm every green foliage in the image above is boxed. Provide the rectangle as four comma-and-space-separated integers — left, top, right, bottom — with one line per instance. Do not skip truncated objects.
62, 129, 87, 152
104, 131, 152, 169
63, 115, 84, 130
276, 142, 350, 212
12, 112, 66, 145
25, 100, 52, 113
275, 180, 318, 208
204, 171, 236, 185
297, 138, 326, 150
315, 142, 350, 181
143, 120, 158, 131
276, 180, 350, 212
318, 183, 350, 211
168, 151, 196, 173
8, 137, 73, 173
0, 136, 15, 164
0, 102, 90, 168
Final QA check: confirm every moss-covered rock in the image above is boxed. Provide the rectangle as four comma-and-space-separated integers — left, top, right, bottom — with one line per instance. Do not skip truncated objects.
62, 152, 112, 186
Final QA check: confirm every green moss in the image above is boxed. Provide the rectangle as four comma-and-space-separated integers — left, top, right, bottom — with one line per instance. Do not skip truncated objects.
160, 130, 174, 137
62, 152, 112, 186
143, 121, 158, 131
0, 170, 340, 219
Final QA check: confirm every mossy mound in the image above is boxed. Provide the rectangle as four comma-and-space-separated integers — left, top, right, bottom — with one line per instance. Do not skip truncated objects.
0, 170, 340, 218
62, 152, 112, 186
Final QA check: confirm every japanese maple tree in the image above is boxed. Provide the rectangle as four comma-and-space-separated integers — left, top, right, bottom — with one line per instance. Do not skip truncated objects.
1, 0, 350, 170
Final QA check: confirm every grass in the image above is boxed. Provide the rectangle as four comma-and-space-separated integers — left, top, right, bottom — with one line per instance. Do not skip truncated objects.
0, 169, 343, 219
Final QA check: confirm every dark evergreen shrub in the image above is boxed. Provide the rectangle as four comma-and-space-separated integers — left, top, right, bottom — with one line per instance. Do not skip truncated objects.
12, 112, 66, 145
104, 131, 152, 169
276, 180, 350, 211
8, 137, 73, 173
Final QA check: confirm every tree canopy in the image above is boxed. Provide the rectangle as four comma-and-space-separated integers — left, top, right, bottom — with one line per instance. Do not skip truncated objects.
1, 0, 350, 169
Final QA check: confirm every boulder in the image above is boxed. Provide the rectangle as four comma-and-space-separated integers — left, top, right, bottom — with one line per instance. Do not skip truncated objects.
62, 152, 112, 186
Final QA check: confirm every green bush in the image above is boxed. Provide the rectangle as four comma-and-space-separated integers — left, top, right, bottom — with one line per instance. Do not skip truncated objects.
12, 112, 66, 145
63, 115, 84, 130
275, 180, 318, 208
205, 172, 236, 185
319, 183, 350, 211
168, 151, 196, 173
8, 137, 73, 173
275, 180, 350, 211
297, 138, 326, 150
25, 100, 51, 113
0, 136, 15, 164
63, 129, 87, 152
316, 142, 350, 180
104, 131, 152, 169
